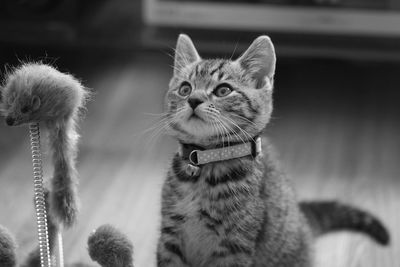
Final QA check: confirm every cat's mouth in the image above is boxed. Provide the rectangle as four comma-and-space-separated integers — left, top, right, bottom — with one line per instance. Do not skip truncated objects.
188, 113, 204, 122
187, 110, 207, 123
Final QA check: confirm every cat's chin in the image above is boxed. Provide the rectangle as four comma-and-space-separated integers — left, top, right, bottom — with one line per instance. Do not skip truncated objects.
171, 123, 255, 148
187, 114, 206, 123
171, 120, 222, 145
181, 123, 215, 139
177, 135, 225, 148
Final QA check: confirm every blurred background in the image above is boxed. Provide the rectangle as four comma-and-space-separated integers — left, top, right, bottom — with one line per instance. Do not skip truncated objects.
0, 0, 399, 266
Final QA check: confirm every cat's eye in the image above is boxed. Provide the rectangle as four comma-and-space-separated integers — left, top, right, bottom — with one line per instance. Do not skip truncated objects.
21, 106, 29, 114
178, 82, 192, 97
214, 84, 233, 97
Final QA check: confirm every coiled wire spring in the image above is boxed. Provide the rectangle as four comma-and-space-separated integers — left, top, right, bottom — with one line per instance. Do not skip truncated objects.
29, 123, 52, 267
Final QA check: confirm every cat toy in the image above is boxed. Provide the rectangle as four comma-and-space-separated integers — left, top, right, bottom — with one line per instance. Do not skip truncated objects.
0, 63, 89, 267
0, 63, 135, 267
0, 214, 134, 267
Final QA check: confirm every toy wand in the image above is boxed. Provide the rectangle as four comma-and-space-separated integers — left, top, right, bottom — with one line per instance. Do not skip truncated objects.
29, 123, 52, 267
1, 63, 89, 267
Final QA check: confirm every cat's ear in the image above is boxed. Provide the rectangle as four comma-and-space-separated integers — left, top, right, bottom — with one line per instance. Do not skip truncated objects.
174, 34, 201, 75
237, 36, 276, 88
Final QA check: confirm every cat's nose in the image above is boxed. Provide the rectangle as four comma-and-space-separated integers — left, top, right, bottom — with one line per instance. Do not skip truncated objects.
5, 116, 15, 126
188, 98, 203, 110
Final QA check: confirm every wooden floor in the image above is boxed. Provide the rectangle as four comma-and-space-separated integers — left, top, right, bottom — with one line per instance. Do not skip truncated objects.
0, 50, 399, 266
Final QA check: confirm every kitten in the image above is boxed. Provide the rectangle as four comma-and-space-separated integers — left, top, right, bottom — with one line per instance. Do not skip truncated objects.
156, 34, 389, 267
0, 63, 89, 227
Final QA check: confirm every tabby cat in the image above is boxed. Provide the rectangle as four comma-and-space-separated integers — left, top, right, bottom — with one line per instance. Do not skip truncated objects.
156, 34, 389, 267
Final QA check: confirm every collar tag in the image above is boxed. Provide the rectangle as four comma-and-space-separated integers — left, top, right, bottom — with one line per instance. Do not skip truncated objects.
185, 163, 201, 177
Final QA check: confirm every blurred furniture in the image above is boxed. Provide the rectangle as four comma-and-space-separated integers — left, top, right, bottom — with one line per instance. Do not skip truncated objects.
0, 0, 141, 48
1, 0, 400, 60
142, 0, 400, 60
144, 0, 400, 37
0, 0, 80, 45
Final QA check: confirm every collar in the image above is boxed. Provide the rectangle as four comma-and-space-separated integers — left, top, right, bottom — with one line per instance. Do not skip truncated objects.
180, 136, 262, 166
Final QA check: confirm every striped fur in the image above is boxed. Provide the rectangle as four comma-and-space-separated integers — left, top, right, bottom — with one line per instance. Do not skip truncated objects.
156, 34, 389, 267
300, 201, 389, 245
158, 147, 313, 267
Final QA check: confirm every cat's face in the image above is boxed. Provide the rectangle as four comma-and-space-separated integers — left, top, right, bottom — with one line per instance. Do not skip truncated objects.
165, 34, 276, 146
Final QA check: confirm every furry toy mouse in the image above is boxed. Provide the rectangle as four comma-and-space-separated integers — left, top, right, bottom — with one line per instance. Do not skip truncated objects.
0, 63, 89, 228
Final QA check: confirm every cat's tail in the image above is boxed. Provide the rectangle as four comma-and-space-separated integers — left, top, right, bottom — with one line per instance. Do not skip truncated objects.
300, 201, 390, 245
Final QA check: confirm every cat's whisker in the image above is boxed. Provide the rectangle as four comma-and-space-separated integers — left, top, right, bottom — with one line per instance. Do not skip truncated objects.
219, 115, 252, 145
229, 113, 258, 127
226, 121, 249, 145
210, 115, 232, 146
229, 41, 239, 61
168, 48, 193, 72
167, 48, 190, 76
216, 116, 245, 146
135, 116, 172, 138
210, 120, 223, 146
216, 120, 232, 147
173, 48, 190, 63
214, 119, 227, 147
172, 48, 192, 67
142, 119, 171, 148
170, 58, 187, 70
142, 112, 169, 117
143, 108, 188, 148
142, 106, 185, 118
148, 120, 173, 145
169, 64, 187, 79
165, 51, 175, 61
221, 115, 255, 143
220, 119, 238, 146
204, 112, 224, 145
134, 108, 186, 144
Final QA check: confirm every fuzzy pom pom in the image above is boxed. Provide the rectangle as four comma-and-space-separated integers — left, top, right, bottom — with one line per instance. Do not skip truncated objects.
88, 225, 134, 267
0, 225, 17, 267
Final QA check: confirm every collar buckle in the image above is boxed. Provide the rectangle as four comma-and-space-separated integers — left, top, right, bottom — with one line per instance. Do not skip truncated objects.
252, 137, 262, 158
189, 150, 199, 165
